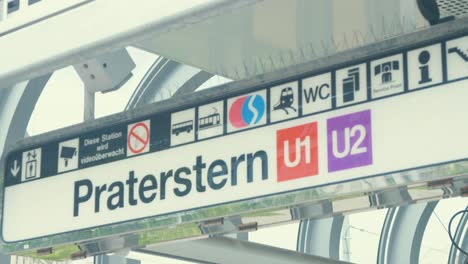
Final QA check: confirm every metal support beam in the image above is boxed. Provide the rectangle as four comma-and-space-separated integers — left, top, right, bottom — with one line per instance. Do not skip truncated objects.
136, 237, 351, 264
459, 232, 468, 264
297, 216, 344, 260
0, 74, 50, 156
83, 88, 95, 121
126, 58, 205, 108
448, 207, 468, 264
173, 70, 213, 97
377, 202, 438, 264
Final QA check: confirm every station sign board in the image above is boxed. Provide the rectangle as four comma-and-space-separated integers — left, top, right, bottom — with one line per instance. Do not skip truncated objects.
2, 33, 468, 247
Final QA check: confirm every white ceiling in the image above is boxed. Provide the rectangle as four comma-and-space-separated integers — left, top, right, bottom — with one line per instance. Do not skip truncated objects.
135, 0, 429, 80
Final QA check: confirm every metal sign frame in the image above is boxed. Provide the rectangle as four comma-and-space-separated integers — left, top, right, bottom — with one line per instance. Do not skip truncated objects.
1, 18, 468, 260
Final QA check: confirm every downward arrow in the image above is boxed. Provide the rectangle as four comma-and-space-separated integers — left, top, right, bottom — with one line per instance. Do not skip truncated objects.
10, 160, 20, 177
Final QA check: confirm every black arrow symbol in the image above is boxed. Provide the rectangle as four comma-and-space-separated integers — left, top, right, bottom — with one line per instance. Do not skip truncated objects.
448, 47, 468, 62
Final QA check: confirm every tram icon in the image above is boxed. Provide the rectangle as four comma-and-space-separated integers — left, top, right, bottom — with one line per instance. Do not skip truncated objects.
199, 108, 221, 130
273, 87, 297, 114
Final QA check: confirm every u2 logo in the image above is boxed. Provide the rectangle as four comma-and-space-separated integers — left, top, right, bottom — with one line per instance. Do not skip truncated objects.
327, 110, 373, 172
331, 124, 368, 158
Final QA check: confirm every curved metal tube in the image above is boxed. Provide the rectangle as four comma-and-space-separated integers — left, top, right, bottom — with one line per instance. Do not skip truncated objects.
297, 216, 344, 260
377, 202, 438, 264
448, 207, 468, 264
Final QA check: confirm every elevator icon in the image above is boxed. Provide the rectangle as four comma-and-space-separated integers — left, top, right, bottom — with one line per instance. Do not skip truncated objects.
21, 148, 42, 182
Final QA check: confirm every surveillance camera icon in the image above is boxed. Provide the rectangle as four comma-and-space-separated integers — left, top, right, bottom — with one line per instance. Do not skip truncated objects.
60, 146, 77, 167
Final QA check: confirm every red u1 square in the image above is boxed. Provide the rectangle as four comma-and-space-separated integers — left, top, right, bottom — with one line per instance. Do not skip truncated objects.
276, 122, 319, 182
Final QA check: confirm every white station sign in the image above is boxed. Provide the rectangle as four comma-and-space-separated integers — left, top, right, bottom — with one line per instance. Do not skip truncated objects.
2, 34, 468, 243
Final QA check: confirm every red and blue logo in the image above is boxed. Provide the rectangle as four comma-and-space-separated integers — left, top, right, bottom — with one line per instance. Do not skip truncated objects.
229, 94, 265, 128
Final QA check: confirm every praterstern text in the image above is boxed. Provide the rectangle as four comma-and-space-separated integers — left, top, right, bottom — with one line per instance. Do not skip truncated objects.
73, 151, 268, 217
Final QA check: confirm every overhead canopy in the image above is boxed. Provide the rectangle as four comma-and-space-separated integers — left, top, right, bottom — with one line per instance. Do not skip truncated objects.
135, 0, 428, 80
0, 0, 434, 87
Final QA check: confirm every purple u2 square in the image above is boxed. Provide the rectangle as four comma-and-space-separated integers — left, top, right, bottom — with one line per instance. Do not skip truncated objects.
327, 110, 373, 172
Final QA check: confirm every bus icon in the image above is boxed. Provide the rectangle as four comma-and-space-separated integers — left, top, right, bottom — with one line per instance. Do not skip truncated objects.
172, 120, 193, 136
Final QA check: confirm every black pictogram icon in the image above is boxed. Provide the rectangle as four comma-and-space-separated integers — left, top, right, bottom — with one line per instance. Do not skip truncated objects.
448, 47, 468, 62
172, 120, 193, 136
374, 61, 399, 84
25, 150, 38, 179
273, 87, 297, 114
342, 68, 360, 103
418, 50, 432, 84
199, 108, 221, 130
60, 146, 77, 167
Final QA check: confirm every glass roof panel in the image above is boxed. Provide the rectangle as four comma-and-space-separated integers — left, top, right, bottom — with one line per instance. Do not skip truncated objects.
341, 209, 387, 263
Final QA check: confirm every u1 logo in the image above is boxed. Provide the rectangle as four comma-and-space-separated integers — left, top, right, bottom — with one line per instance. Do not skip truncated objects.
276, 122, 318, 182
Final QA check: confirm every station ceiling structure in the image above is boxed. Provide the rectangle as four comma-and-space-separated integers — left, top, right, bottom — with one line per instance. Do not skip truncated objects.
0, 0, 467, 263
0, 0, 458, 87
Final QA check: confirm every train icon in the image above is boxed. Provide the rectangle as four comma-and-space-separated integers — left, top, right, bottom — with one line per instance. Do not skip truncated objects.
273, 87, 297, 114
